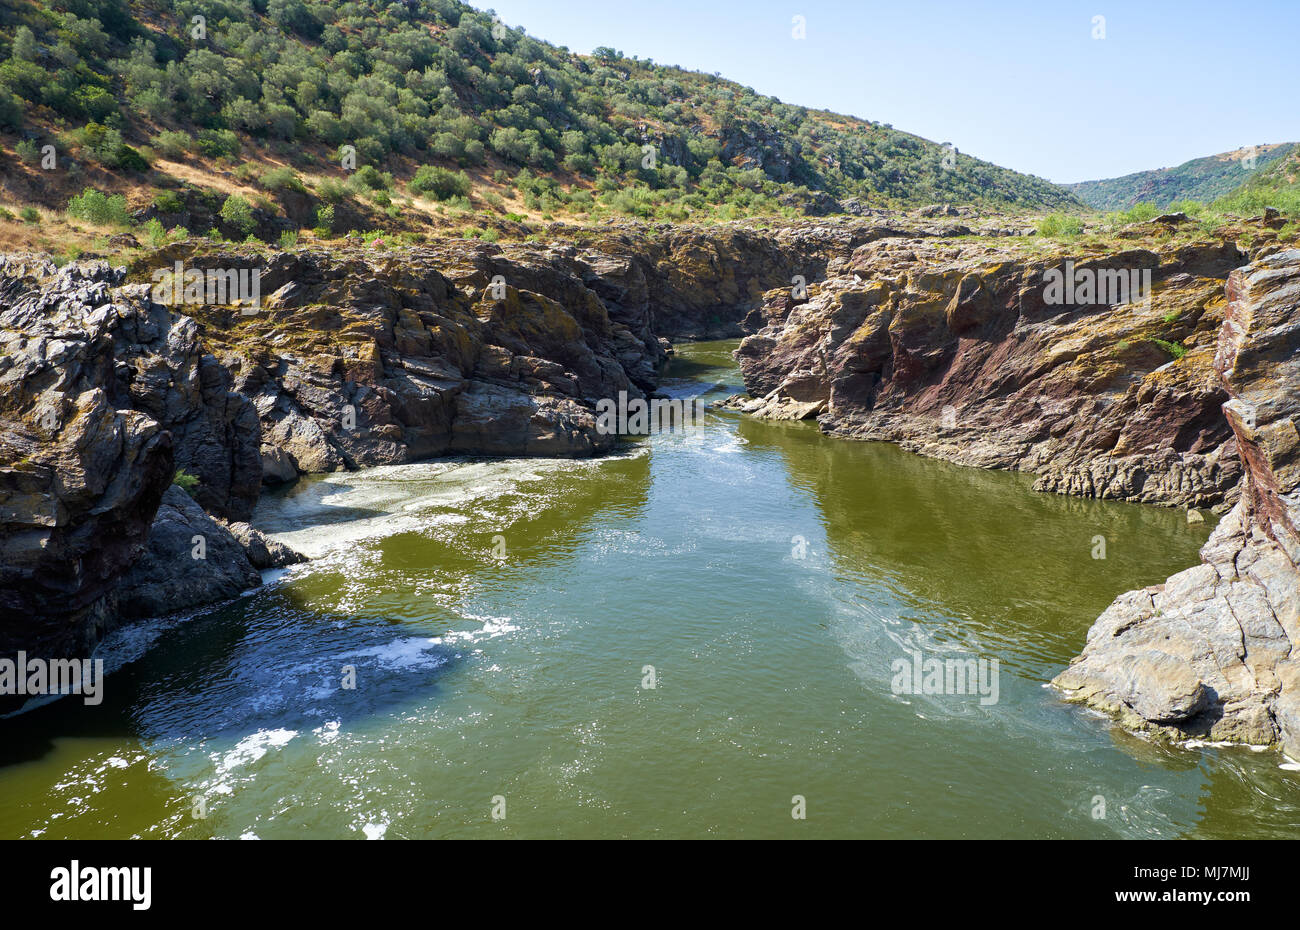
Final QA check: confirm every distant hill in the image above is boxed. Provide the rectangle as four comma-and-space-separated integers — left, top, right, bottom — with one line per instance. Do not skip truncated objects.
1212, 145, 1300, 217
0, 0, 1077, 234
1067, 144, 1296, 211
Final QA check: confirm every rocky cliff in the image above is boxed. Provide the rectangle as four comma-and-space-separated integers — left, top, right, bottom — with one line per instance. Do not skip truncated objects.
725, 223, 1263, 510
1054, 250, 1300, 755
0, 219, 869, 659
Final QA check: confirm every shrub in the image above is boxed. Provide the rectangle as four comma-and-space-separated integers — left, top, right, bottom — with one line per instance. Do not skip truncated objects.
409, 165, 471, 201
316, 178, 347, 203
77, 123, 149, 171
313, 203, 335, 237
152, 190, 185, 213
1150, 338, 1187, 360
195, 129, 241, 159
15, 139, 39, 163
219, 194, 256, 236
67, 188, 131, 227
143, 217, 168, 248
151, 130, 192, 159
351, 165, 392, 191
1117, 201, 1161, 224
0, 89, 22, 131
278, 229, 300, 248
1036, 213, 1084, 237
260, 166, 306, 193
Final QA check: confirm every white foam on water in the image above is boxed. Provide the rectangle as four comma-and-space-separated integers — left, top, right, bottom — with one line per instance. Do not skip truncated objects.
259, 454, 625, 560
313, 720, 341, 744
213, 727, 298, 776
341, 637, 451, 670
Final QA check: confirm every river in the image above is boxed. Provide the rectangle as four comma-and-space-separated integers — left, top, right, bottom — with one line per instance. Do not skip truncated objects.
2, 339, 1297, 839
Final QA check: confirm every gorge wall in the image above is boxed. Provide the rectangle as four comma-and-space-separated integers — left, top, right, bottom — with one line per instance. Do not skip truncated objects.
0, 220, 871, 661
726, 228, 1258, 510
1054, 250, 1300, 756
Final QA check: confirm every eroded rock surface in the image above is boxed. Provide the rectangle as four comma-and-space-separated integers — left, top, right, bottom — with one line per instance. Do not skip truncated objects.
115, 486, 262, 620
1054, 250, 1300, 754
727, 232, 1252, 509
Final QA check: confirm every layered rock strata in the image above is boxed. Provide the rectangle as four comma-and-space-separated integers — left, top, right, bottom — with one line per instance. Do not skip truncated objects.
1054, 250, 1300, 754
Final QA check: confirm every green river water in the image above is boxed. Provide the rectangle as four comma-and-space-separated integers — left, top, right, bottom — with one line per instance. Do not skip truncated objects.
2, 339, 1298, 839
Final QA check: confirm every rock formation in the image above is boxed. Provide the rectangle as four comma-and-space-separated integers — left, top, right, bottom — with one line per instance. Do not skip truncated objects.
1054, 250, 1300, 755
726, 231, 1252, 510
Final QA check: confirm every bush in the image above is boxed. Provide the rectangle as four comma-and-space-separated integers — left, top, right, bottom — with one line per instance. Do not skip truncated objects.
316, 178, 347, 203
409, 165, 471, 201
195, 129, 241, 159
351, 165, 392, 191
313, 203, 334, 237
151, 131, 192, 159
1037, 213, 1084, 237
67, 188, 131, 227
78, 123, 149, 171
260, 166, 306, 193
219, 195, 256, 236
19, 206, 40, 224
278, 229, 299, 248
1150, 338, 1187, 360
1116, 201, 1161, 224
152, 189, 185, 213
143, 217, 167, 248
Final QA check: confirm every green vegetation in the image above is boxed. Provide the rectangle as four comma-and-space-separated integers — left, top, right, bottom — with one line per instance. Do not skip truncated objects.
1150, 338, 1188, 360
66, 187, 131, 226
219, 194, 256, 236
171, 468, 200, 496
1069, 144, 1296, 210
1036, 213, 1084, 237
151, 189, 184, 213
1112, 201, 1161, 224
409, 165, 472, 201
1211, 149, 1300, 218
259, 166, 306, 193
0, 0, 1076, 225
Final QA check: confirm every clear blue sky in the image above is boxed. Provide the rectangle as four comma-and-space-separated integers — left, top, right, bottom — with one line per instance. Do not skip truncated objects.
479, 0, 1299, 184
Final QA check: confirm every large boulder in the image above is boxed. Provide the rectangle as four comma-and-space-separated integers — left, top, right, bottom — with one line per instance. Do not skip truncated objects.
116, 486, 262, 619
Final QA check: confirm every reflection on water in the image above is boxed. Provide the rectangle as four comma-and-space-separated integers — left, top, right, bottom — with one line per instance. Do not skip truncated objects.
0, 340, 1297, 839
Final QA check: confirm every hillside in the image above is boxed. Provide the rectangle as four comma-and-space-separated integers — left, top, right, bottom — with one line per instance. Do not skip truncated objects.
1067, 143, 1295, 210
0, 0, 1077, 255
1212, 144, 1300, 217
